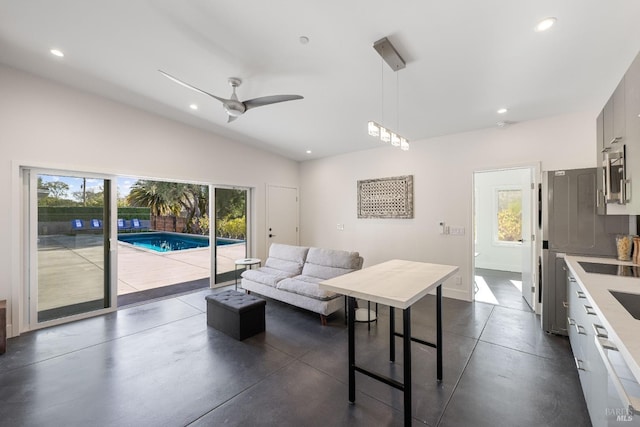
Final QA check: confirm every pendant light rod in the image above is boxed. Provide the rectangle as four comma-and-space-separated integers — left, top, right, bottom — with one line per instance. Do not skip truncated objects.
368, 36, 409, 151
373, 37, 405, 71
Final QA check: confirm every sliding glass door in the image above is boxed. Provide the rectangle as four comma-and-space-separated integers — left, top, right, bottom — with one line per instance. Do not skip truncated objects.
26, 169, 115, 326
214, 187, 248, 283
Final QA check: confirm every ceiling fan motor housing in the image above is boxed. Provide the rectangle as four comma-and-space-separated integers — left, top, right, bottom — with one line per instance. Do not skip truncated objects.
224, 101, 246, 116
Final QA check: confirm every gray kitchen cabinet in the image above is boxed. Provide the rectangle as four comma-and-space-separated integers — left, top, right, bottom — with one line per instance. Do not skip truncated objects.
596, 111, 606, 214
603, 79, 625, 152
625, 54, 640, 209
602, 50, 640, 214
627, 53, 640, 142
614, 80, 627, 146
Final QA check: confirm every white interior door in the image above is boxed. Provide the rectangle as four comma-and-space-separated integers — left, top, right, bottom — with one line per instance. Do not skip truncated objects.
266, 185, 298, 246
521, 169, 535, 309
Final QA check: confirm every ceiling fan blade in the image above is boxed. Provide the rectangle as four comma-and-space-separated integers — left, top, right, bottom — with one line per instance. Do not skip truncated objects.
158, 70, 227, 103
244, 95, 303, 111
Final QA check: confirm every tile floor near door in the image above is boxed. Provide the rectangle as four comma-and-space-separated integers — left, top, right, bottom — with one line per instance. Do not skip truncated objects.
0, 270, 590, 426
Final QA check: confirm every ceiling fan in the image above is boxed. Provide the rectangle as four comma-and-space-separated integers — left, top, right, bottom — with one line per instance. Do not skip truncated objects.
158, 70, 303, 123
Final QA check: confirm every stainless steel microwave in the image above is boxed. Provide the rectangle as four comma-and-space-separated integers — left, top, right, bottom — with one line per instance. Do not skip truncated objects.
603, 144, 629, 204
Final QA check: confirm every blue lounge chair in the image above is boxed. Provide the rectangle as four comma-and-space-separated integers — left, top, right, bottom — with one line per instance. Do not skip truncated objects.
131, 218, 146, 232
117, 218, 130, 232
71, 219, 84, 233
90, 218, 102, 231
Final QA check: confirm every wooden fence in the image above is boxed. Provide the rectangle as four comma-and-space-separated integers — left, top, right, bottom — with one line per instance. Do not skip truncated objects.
151, 215, 188, 232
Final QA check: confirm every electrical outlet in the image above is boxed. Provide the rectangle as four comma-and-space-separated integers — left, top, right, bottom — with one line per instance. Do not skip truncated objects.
454, 276, 462, 286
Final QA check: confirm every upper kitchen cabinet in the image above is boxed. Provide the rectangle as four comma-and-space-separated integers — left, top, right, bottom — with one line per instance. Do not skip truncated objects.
601, 51, 640, 214
596, 111, 606, 214
602, 79, 625, 151
626, 53, 640, 151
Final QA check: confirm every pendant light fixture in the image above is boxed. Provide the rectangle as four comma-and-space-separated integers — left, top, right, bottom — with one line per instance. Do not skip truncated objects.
368, 37, 409, 151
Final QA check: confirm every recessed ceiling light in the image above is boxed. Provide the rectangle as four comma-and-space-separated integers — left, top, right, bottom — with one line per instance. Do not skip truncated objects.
535, 17, 557, 32
299, 36, 310, 45
189, 104, 198, 110
50, 48, 64, 57
497, 108, 508, 114
306, 150, 312, 154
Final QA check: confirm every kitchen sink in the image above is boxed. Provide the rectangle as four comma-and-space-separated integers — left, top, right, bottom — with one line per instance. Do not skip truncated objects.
610, 290, 640, 320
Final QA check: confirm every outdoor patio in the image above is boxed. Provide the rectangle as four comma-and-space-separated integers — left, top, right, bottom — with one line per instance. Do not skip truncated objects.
37, 233, 245, 312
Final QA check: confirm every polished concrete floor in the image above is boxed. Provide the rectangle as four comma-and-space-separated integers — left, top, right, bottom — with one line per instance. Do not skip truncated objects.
0, 271, 590, 426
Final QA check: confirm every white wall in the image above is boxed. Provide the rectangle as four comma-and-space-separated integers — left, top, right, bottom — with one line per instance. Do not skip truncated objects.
299, 112, 597, 301
0, 65, 299, 336
474, 168, 530, 272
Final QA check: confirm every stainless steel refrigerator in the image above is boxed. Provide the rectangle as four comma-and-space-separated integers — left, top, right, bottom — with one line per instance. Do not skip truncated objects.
541, 168, 629, 335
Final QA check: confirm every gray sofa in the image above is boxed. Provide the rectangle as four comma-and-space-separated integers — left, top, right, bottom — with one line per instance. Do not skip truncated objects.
240, 243, 363, 324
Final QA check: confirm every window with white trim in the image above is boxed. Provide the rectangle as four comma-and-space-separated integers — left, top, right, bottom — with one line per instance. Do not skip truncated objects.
495, 188, 522, 244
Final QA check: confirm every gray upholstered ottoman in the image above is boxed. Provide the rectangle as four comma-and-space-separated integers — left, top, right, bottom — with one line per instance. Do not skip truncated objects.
205, 290, 266, 340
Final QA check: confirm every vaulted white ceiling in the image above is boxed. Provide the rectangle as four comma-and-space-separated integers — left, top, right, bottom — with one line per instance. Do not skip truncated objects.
1, 1, 640, 161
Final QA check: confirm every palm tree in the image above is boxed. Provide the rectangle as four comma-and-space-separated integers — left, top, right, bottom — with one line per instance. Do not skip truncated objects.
126, 180, 176, 216
126, 180, 209, 233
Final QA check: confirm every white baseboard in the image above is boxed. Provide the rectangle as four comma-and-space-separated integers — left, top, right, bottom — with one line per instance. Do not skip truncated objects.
475, 262, 521, 273
428, 286, 471, 302
443, 287, 471, 302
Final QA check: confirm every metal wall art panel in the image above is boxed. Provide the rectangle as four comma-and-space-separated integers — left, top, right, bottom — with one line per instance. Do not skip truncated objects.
357, 175, 414, 219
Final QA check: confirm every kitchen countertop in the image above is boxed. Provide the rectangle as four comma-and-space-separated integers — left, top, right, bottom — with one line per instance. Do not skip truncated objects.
565, 255, 640, 382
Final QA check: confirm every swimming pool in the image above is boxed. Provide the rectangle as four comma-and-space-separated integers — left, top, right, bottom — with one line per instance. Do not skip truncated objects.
118, 232, 243, 253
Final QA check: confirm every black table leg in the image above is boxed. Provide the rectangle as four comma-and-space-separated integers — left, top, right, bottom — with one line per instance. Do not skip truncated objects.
348, 296, 356, 403
437, 284, 443, 382
403, 307, 412, 426
389, 306, 395, 362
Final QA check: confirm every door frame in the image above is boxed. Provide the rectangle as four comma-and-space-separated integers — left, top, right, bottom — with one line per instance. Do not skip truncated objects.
265, 184, 299, 247
471, 163, 541, 313
211, 185, 253, 285
20, 166, 118, 332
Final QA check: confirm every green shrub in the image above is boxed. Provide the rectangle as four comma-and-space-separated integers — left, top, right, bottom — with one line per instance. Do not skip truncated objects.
191, 214, 210, 235
217, 216, 246, 239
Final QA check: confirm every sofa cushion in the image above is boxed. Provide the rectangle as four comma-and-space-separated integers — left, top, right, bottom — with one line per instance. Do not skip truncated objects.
276, 276, 339, 301
301, 247, 362, 280
264, 243, 310, 275
241, 267, 293, 287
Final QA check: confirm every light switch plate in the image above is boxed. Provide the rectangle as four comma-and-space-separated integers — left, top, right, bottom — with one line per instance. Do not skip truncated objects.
450, 227, 465, 235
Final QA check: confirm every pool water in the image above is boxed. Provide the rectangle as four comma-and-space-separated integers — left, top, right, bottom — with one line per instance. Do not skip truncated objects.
118, 232, 243, 253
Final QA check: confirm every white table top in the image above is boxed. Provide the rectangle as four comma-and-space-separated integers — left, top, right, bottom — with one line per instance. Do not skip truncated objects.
319, 259, 459, 309
235, 258, 261, 266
